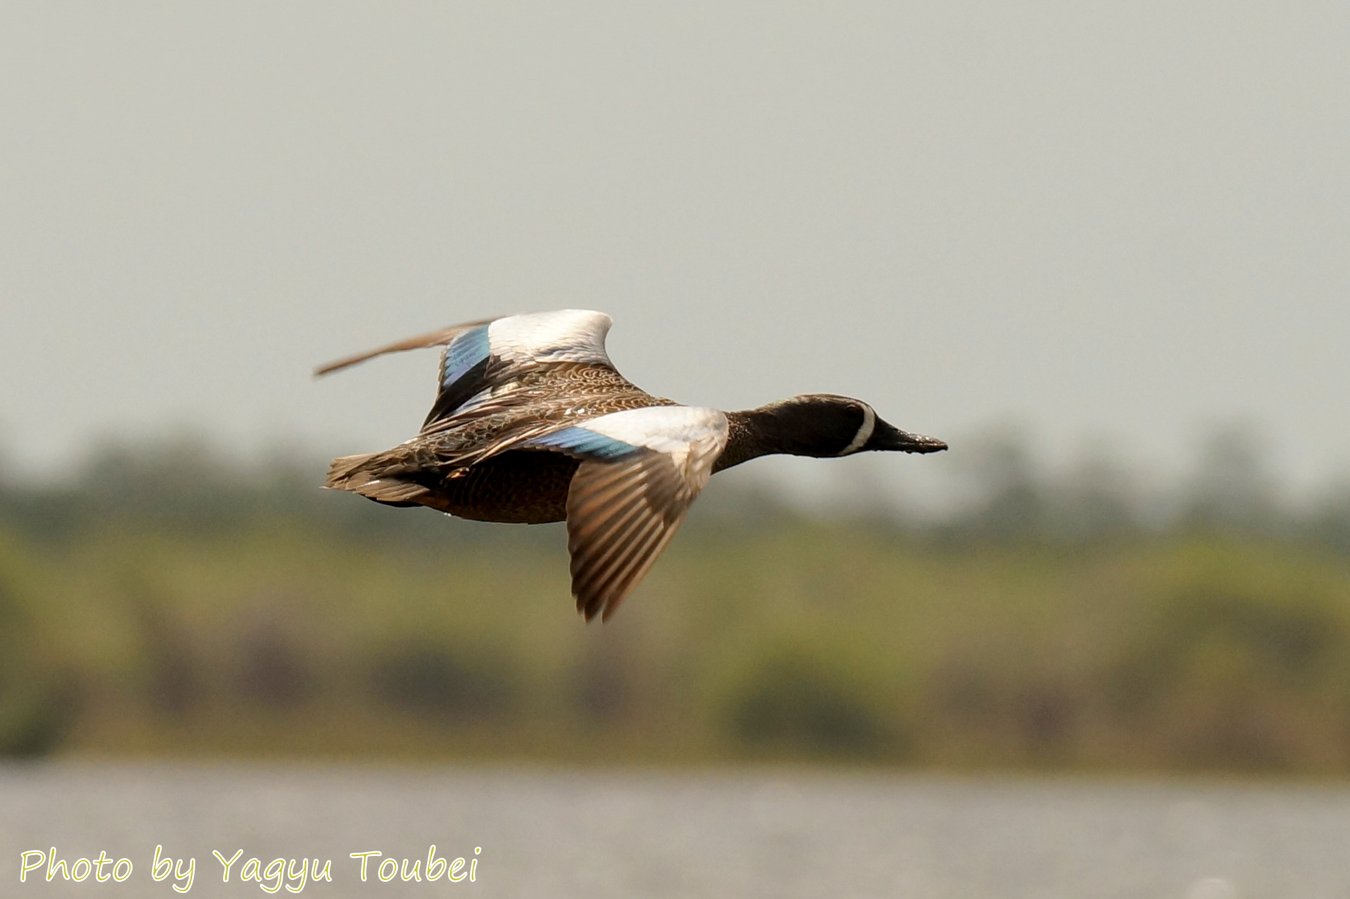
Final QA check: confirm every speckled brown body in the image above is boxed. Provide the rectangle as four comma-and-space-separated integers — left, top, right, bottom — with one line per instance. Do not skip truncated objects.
399, 450, 580, 523
327, 363, 678, 523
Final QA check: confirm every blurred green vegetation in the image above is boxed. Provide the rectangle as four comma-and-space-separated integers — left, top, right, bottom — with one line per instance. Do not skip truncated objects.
1, 433, 1348, 773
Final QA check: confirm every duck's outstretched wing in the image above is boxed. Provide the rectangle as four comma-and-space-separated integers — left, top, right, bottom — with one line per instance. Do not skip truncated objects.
526, 406, 729, 621
313, 318, 495, 377
315, 310, 621, 432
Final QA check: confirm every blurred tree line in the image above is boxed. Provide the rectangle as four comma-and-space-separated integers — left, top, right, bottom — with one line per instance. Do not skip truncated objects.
0, 428, 1347, 772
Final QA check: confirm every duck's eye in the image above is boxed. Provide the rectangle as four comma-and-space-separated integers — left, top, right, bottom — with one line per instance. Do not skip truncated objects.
838, 404, 877, 456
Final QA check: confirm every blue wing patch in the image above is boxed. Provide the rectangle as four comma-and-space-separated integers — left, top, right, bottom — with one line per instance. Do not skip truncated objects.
442, 324, 492, 390
422, 325, 494, 428
529, 426, 642, 461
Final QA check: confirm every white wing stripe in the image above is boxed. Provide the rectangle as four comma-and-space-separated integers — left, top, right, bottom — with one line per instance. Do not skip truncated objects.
581, 406, 729, 454
486, 310, 614, 365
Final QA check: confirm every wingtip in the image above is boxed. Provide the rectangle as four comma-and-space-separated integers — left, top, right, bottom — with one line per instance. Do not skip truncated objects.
575, 588, 623, 623
577, 595, 601, 623
313, 318, 497, 380
313, 350, 385, 378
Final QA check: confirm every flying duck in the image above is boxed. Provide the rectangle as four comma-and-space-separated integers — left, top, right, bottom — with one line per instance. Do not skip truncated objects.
317, 310, 946, 621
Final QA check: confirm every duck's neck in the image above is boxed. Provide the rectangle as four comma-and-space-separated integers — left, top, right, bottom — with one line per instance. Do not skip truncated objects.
715, 407, 821, 472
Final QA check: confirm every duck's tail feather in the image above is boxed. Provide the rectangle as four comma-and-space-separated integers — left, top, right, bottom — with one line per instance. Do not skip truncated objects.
324, 452, 430, 507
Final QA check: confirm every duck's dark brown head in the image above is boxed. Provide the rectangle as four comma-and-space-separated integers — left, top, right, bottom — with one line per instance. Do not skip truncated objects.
718, 394, 947, 470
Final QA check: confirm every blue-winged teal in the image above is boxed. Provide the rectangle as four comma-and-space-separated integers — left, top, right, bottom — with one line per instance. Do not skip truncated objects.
318, 310, 946, 621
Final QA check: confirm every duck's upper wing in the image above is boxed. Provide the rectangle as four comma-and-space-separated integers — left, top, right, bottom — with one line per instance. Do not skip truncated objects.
315, 310, 622, 430
314, 318, 496, 377
525, 405, 729, 621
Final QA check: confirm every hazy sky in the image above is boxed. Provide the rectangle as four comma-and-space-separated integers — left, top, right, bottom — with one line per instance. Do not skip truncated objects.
3, 2, 1347, 505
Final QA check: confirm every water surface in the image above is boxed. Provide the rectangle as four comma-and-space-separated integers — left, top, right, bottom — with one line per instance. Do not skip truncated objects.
3, 762, 1346, 898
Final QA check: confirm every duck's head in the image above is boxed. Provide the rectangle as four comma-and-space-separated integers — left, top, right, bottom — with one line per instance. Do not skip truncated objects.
748, 394, 948, 459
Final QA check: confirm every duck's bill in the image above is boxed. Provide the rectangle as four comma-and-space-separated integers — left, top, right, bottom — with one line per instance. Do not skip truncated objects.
870, 422, 948, 454
896, 431, 948, 453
